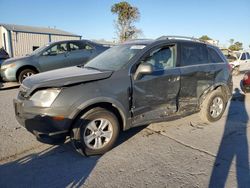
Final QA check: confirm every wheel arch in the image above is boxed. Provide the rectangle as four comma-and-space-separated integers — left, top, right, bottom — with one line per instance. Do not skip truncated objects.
199, 83, 232, 107
16, 65, 39, 81
69, 98, 128, 132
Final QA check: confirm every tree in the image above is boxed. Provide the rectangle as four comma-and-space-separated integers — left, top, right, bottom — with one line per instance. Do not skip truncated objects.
229, 41, 243, 51
229, 39, 234, 46
199, 35, 212, 41
111, 1, 141, 42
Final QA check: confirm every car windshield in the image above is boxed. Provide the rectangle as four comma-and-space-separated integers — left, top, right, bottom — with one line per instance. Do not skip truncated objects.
29, 44, 50, 55
84, 44, 146, 71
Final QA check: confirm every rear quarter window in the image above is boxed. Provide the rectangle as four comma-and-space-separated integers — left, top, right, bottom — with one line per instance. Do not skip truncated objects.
208, 47, 224, 63
246, 52, 250, 59
181, 43, 208, 66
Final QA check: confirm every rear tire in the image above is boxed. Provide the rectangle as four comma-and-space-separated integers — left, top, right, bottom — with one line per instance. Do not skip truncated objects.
70, 107, 120, 156
18, 69, 37, 83
200, 89, 226, 122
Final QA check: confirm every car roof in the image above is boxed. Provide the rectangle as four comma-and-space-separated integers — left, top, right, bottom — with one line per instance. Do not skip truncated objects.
49, 39, 99, 45
122, 39, 154, 45
122, 38, 211, 47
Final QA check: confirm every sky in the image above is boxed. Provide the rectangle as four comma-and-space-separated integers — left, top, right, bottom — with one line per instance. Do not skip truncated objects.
1, 0, 250, 49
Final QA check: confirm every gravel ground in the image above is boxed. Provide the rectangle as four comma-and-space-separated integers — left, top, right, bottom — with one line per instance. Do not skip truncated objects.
0, 73, 250, 187
0, 89, 44, 160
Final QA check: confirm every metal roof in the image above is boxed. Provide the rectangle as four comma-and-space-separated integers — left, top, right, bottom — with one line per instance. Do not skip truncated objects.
0, 23, 81, 37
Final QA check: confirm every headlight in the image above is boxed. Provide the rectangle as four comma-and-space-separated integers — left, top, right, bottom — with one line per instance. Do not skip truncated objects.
30, 89, 61, 107
1, 63, 16, 70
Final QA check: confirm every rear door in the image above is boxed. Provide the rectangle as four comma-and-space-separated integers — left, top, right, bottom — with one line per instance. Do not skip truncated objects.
178, 42, 213, 111
38, 42, 70, 72
132, 43, 180, 125
67, 41, 95, 67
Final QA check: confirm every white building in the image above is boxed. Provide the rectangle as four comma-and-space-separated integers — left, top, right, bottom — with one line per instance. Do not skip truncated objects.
0, 23, 81, 57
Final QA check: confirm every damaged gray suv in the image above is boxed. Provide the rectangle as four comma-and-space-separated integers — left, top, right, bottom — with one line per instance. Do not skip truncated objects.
14, 36, 233, 156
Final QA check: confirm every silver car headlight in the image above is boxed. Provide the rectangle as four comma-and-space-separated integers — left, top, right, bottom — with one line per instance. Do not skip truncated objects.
30, 89, 61, 107
1, 63, 16, 70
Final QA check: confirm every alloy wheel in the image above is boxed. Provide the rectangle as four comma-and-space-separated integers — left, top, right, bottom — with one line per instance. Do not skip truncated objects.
83, 118, 113, 150
209, 96, 224, 118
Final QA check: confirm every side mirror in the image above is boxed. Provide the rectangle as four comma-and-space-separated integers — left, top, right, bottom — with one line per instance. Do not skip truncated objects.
43, 51, 57, 56
85, 46, 94, 53
134, 63, 153, 80
42, 51, 49, 56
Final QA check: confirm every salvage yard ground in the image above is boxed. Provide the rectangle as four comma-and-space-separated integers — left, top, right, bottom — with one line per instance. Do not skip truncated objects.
0, 74, 250, 187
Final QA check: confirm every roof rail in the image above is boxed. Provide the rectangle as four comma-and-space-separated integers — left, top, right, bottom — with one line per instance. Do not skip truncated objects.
156, 35, 205, 43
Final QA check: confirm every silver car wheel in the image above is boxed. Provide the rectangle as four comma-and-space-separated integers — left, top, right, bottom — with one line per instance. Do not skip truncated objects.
210, 96, 224, 118
23, 72, 34, 79
83, 118, 113, 150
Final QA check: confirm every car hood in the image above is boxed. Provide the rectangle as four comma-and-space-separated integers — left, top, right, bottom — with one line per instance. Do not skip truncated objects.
3, 55, 31, 64
22, 66, 113, 95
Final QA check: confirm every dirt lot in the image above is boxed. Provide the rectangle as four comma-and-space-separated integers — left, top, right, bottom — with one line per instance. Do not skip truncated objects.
0, 74, 250, 187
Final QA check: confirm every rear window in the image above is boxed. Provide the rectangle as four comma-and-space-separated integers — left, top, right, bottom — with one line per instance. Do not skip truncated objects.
181, 43, 208, 66
68, 41, 93, 51
208, 47, 224, 63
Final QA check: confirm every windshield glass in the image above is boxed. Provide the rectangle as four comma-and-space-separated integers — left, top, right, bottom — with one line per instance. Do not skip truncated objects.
84, 44, 146, 71
30, 44, 50, 55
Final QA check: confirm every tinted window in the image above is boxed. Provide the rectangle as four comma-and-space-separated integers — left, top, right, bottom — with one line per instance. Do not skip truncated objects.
68, 42, 93, 51
45, 43, 68, 55
33, 46, 39, 51
181, 43, 208, 66
241, 53, 246, 60
208, 47, 224, 63
246, 52, 250, 59
143, 46, 175, 70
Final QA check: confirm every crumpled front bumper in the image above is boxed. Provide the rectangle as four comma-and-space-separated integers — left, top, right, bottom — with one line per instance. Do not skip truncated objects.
14, 98, 72, 144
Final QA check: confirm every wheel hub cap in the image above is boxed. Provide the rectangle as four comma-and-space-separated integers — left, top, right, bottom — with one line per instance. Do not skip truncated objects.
83, 118, 113, 150
210, 97, 224, 118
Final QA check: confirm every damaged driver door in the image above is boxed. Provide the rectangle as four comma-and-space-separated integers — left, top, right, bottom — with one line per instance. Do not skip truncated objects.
131, 44, 180, 126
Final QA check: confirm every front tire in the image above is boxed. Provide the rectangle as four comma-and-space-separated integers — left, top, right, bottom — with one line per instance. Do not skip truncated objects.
200, 89, 226, 122
18, 69, 36, 83
70, 107, 120, 156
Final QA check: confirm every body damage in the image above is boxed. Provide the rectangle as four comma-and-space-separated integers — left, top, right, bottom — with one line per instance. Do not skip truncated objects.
14, 38, 232, 144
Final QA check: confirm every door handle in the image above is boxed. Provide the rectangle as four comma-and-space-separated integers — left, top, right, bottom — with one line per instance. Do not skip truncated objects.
64, 52, 69, 57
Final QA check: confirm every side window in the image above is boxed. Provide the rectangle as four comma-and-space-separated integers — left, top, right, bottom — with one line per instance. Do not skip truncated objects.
143, 46, 175, 71
181, 43, 208, 66
85, 44, 93, 50
45, 43, 68, 55
208, 47, 224, 63
32, 46, 39, 51
241, 53, 246, 60
246, 52, 250, 60
69, 42, 93, 51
